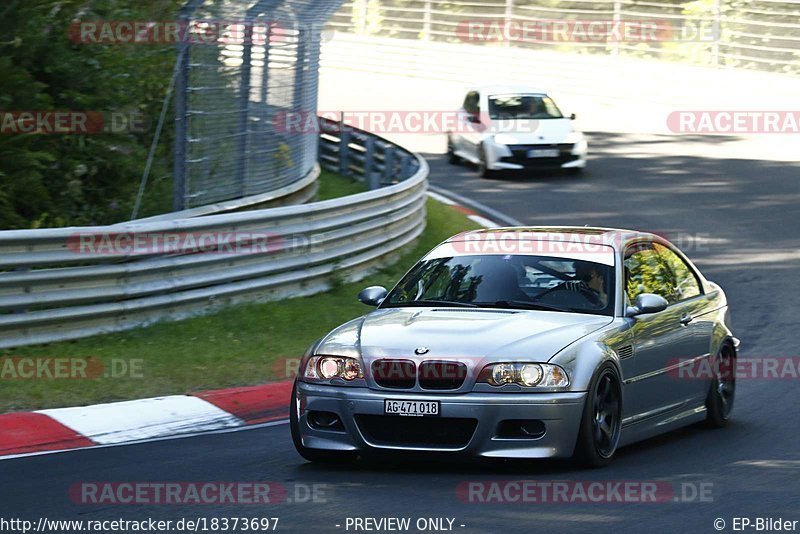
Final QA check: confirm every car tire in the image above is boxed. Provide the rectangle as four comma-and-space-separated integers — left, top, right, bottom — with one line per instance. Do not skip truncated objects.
290, 382, 355, 463
477, 144, 497, 179
446, 136, 460, 165
705, 343, 736, 428
573, 362, 623, 468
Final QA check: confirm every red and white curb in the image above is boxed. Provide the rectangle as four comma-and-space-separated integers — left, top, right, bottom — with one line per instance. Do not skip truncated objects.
0, 381, 293, 458
0, 192, 506, 460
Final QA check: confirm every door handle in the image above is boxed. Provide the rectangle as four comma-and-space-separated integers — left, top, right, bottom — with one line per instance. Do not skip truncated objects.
680, 313, 694, 326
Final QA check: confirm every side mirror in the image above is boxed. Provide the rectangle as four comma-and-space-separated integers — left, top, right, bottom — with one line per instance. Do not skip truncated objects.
466, 114, 481, 124
358, 286, 388, 307
626, 293, 668, 317
569, 113, 577, 120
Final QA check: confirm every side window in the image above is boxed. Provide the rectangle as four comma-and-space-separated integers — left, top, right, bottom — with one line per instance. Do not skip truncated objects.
462, 91, 480, 115
653, 243, 702, 302
624, 244, 674, 304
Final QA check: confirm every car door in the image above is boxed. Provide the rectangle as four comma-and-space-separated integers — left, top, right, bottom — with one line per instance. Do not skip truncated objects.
623, 243, 701, 420
653, 243, 712, 404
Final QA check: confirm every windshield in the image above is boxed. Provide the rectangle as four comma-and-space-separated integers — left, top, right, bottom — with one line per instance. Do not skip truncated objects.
488, 94, 564, 120
383, 254, 615, 316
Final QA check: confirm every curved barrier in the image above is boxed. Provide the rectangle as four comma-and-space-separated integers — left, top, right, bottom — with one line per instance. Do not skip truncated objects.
0, 121, 427, 349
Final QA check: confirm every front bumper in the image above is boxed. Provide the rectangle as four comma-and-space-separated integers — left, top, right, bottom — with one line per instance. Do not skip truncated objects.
295, 382, 586, 459
486, 141, 588, 170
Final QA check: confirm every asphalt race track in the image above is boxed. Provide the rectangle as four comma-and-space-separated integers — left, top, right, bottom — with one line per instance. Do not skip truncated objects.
4, 133, 800, 534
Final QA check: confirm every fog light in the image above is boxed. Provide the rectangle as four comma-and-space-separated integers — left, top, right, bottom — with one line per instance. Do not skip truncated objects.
308, 411, 344, 431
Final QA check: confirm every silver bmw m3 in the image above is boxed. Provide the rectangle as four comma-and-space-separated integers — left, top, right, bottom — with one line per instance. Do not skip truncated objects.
290, 227, 738, 467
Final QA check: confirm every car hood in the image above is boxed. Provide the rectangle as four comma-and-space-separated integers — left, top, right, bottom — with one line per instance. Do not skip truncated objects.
316, 307, 612, 365
489, 118, 577, 145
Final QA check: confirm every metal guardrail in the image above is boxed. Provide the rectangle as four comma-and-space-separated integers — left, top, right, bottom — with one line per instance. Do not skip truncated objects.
319, 116, 421, 189
0, 121, 427, 349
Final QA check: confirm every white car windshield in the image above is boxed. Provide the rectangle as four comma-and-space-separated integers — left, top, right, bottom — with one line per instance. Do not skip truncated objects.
488, 94, 564, 120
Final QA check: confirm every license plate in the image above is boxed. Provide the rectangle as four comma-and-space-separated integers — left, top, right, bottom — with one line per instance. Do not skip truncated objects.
384, 399, 440, 417
528, 148, 559, 158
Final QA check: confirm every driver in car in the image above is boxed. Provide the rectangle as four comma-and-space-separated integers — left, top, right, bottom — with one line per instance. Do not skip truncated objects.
561, 263, 608, 307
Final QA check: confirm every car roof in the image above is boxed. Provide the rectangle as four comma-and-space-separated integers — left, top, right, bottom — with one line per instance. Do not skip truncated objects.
446, 226, 665, 252
469, 84, 548, 96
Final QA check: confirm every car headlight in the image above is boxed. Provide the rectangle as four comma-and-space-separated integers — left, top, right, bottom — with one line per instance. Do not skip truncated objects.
303, 355, 364, 381
478, 363, 569, 388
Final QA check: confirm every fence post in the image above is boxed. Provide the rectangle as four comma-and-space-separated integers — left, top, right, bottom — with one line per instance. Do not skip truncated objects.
236, 17, 254, 197
504, 0, 513, 48
293, 26, 308, 113
422, 0, 432, 40
172, 13, 191, 211
611, 0, 621, 56
712, 0, 721, 67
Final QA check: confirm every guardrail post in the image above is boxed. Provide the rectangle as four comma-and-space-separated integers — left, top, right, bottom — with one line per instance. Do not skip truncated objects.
364, 137, 378, 189
382, 145, 396, 183
339, 119, 351, 177
400, 153, 413, 179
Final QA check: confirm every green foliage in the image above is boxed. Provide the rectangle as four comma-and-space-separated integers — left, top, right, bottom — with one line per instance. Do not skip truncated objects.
0, 0, 182, 229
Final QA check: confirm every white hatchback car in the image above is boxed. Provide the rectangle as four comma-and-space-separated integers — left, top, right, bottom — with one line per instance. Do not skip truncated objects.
447, 85, 588, 178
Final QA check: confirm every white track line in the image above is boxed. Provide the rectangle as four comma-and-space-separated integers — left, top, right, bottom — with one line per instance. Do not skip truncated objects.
468, 214, 501, 228
0, 419, 290, 462
426, 190, 457, 205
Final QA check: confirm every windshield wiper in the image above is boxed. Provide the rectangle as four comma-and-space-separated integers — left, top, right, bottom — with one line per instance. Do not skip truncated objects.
386, 299, 479, 308
477, 300, 574, 313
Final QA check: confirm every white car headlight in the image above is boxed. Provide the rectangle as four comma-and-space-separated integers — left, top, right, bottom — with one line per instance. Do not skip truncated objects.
304, 355, 364, 381
479, 362, 569, 388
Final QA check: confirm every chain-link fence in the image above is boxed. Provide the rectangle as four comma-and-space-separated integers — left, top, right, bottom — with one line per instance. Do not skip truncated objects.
174, 0, 343, 209
328, 0, 800, 74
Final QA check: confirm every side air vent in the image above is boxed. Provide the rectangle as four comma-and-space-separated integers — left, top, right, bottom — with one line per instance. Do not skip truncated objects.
617, 345, 634, 359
